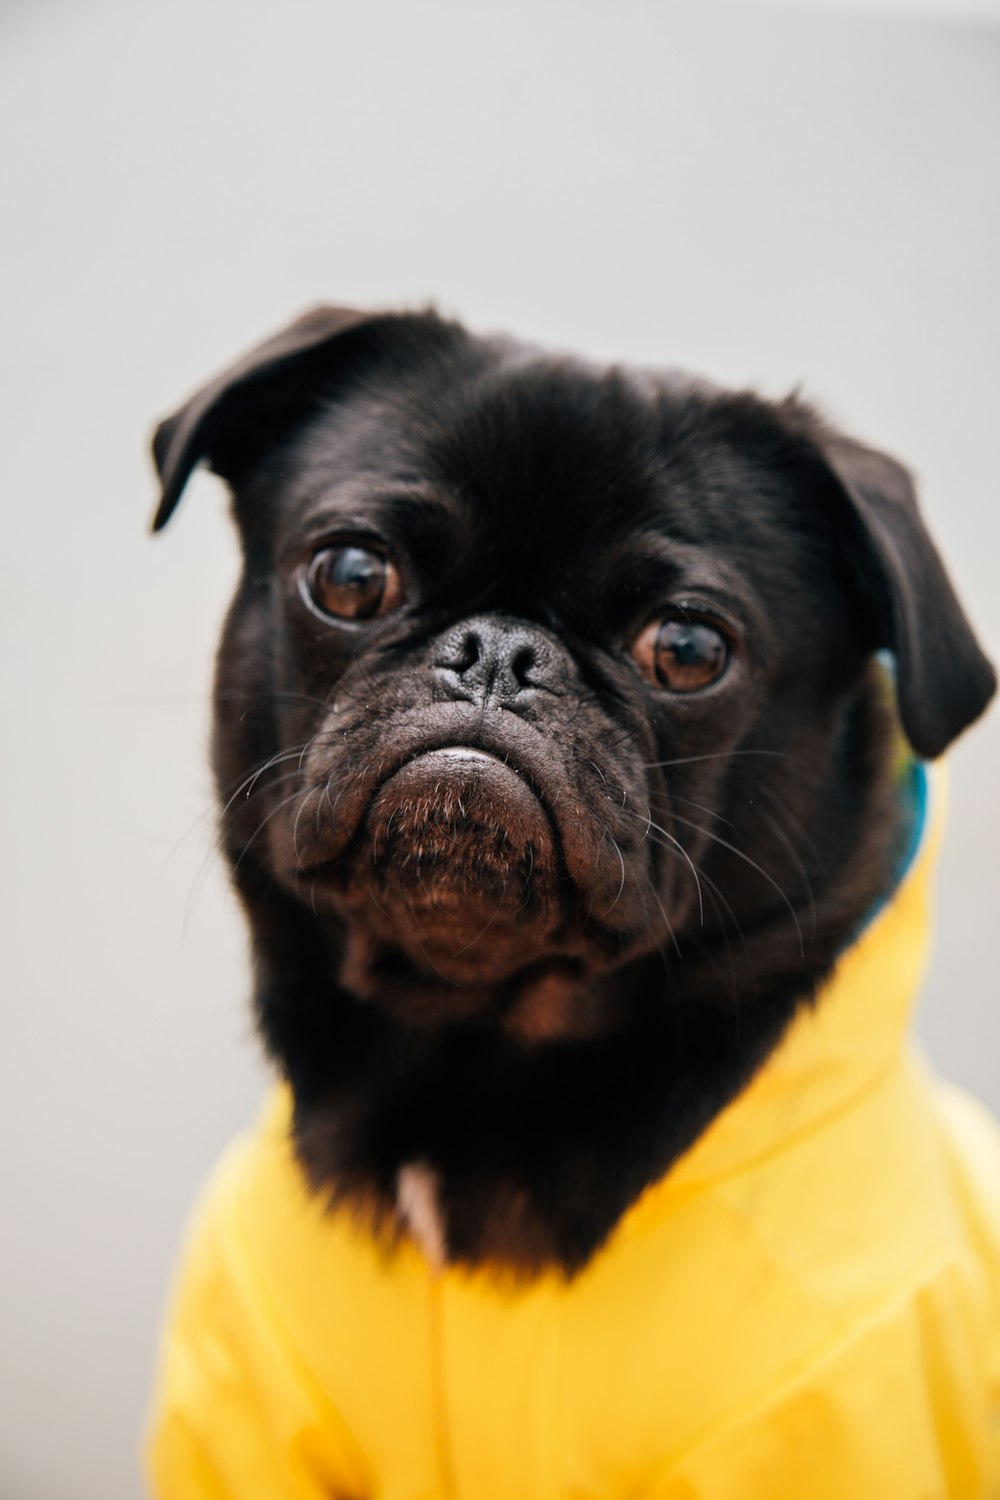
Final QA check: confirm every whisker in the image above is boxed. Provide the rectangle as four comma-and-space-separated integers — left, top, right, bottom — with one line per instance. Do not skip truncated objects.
598, 830, 627, 917
231, 785, 315, 878
654, 835, 754, 972
647, 790, 814, 935
647, 783, 816, 938
159, 742, 313, 878
643, 749, 794, 771
635, 828, 758, 1028
755, 781, 819, 855
216, 689, 334, 715
652, 791, 732, 826
668, 811, 805, 958
750, 800, 817, 940
619, 803, 704, 926
644, 876, 683, 954
178, 771, 305, 934
219, 745, 313, 818
171, 764, 309, 933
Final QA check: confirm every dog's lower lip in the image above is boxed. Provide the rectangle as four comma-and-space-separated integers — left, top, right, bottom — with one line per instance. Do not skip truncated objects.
424, 746, 506, 769
296, 745, 533, 881
397, 743, 548, 813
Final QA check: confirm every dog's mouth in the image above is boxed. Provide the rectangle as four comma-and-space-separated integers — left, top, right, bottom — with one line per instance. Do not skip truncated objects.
264, 704, 660, 1022
299, 743, 553, 868
323, 743, 565, 988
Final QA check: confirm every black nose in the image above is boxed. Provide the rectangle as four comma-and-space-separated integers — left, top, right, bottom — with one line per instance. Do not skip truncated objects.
433, 617, 561, 705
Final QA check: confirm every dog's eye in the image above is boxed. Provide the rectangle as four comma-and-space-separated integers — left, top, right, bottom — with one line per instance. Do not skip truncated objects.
632, 617, 729, 692
305, 546, 403, 621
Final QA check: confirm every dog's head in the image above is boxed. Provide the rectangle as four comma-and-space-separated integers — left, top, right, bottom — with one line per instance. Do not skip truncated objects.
153, 307, 994, 1267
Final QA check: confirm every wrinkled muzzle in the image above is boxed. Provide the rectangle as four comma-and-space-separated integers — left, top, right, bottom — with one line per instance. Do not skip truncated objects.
262, 616, 667, 1015
343, 746, 561, 983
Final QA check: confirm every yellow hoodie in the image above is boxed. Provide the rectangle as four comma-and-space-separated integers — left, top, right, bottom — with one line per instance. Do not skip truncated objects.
147, 775, 1000, 1498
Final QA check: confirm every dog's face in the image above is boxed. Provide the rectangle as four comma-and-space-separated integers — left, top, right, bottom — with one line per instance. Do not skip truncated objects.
153, 307, 995, 1269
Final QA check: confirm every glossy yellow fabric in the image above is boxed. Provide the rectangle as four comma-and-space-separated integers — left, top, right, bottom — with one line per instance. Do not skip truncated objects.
147, 781, 1000, 1498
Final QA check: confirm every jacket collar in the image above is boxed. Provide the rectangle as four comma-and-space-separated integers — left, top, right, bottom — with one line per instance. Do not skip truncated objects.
619, 762, 941, 1233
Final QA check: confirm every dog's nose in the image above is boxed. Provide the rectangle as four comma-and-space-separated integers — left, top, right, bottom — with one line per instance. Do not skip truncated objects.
433, 617, 561, 704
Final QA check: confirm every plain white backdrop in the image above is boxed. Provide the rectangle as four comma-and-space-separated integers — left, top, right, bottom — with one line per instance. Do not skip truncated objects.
1, 2, 998, 1496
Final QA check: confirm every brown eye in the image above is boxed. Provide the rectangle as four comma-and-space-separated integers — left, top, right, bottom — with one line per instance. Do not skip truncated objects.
633, 617, 729, 692
304, 545, 403, 621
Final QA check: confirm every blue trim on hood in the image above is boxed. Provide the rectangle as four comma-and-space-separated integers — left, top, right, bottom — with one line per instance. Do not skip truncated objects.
856, 758, 930, 939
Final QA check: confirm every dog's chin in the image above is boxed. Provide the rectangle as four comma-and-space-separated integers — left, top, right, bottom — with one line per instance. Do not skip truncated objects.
300, 747, 603, 1033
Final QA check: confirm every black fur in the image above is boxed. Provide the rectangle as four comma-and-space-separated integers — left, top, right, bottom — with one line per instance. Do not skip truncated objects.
153, 308, 995, 1273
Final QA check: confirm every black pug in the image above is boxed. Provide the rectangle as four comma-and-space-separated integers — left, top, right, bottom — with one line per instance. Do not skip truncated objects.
151, 305, 995, 1276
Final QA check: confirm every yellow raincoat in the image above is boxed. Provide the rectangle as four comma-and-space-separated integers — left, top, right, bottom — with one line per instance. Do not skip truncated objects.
147, 778, 1000, 1498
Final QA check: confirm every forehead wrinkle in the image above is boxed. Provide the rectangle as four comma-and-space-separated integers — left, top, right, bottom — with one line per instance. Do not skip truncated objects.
584, 530, 767, 637
301, 481, 456, 527
609, 533, 755, 588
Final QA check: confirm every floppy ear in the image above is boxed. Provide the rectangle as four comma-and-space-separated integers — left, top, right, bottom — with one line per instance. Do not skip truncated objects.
805, 417, 995, 758
150, 304, 375, 531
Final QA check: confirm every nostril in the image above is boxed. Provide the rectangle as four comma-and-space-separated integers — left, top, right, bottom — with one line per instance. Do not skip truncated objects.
511, 645, 536, 687
433, 620, 557, 701
439, 629, 481, 676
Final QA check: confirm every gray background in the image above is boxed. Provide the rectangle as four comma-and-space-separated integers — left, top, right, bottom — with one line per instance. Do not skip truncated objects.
2, 1, 998, 1496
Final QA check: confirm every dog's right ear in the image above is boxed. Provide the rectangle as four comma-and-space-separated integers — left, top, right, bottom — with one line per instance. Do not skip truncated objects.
150, 305, 377, 532
772, 399, 996, 758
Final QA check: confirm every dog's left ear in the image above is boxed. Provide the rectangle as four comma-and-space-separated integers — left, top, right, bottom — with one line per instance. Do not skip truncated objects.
150, 304, 376, 531
793, 409, 995, 758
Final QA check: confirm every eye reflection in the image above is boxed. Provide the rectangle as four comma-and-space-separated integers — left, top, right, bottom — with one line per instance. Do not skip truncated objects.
305, 546, 403, 621
633, 617, 729, 692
